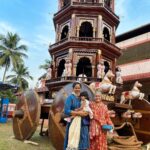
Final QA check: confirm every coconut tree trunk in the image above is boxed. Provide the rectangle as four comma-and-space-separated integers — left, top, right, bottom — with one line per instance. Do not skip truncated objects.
2, 64, 8, 82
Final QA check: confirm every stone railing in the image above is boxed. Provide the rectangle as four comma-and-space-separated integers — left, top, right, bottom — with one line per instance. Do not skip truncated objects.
54, 1, 118, 19
46, 76, 101, 83
72, 1, 103, 7
70, 36, 102, 42
49, 37, 68, 49
49, 36, 103, 49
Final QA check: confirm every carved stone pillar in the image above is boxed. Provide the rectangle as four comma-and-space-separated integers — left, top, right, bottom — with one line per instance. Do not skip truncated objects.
55, 24, 58, 42
72, 53, 77, 76
51, 55, 54, 79
99, 0, 104, 3
77, 26, 80, 37
93, 27, 96, 38
112, 0, 115, 11
55, 58, 58, 78
73, 65, 77, 76
112, 58, 116, 73
98, 15, 103, 39
58, 32, 61, 41
71, 14, 76, 37
69, 48, 73, 59
97, 49, 102, 63
92, 65, 95, 77
58, 0, 61, 10
69, 48, 73, 75
112, 26, 115, 44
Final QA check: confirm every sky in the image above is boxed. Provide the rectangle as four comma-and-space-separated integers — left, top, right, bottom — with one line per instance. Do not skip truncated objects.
0, 0, 150, 88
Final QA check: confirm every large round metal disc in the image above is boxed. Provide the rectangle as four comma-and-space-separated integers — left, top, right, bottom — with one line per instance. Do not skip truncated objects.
49, 83, 94, 150
13, 90, 41, 140
52, 82, 94, 115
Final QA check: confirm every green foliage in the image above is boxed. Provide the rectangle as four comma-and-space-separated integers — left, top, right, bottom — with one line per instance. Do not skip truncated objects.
6, 63, 33, 91
39, 59, 51, 71
0, 32, 28, 81
0, 89, 18, 103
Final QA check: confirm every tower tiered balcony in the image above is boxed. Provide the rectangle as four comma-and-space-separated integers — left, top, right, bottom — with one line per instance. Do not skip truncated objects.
46, 0, 121, 88
56, 0, 118, 20
49, 36, 120, 56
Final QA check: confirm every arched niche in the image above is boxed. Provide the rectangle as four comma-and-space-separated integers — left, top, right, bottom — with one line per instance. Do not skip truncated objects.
57, 59, 66, 77
103, 27, 110, 41
63, 0, 70, 7
104, 61, 110, 74
79, 21, 93, 38
61, 25, 69, 40
80, 0, 95, 2
105, 0, 111, 7
76, 57, 92, 77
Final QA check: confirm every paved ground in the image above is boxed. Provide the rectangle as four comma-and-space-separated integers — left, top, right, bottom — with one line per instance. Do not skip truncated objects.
0, 119, 56, 150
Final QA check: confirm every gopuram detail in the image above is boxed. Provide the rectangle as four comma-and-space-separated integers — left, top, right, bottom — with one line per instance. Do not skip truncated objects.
47, 0, 121, 89
12, 1, 150, 150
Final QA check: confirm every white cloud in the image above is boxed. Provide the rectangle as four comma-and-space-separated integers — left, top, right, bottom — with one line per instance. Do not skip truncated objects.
0, 21, 33, 47
0, 21, 50, 50
115, 0, 127, 19
36, 34, 53, 47
0, 21, 16, 34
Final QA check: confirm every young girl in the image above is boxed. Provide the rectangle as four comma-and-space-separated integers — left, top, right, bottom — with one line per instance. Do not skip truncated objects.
64, 91, 93, 122
78, 91, 93, 119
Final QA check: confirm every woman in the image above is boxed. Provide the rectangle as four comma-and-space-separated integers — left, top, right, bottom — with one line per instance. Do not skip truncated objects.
89, 91, 113, 150
64, 82, 90, 150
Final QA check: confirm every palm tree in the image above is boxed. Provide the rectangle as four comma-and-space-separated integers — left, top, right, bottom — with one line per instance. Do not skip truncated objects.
0, 32, 28, 82
6, 63, 33, 91
39, 59, 51, 71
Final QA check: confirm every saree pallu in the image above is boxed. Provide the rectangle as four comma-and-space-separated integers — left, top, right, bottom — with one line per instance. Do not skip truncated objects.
67, 116, 81, 150
64, 94, 90, 150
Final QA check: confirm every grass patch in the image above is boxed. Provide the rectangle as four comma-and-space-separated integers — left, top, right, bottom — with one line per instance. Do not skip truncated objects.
0, 120, 56, 150
0, 120, 147, 150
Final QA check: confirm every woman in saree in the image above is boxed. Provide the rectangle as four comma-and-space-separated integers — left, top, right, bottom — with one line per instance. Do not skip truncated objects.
64, 82, 90, 150
89, 91, 113, 150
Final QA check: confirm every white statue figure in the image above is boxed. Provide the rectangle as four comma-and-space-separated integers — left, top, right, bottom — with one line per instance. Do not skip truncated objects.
115, 67, 123, 84
61, 69, 66, 80
100, 69, 116, 95
120, 81, 145, 105
77, 74, 87, 82
39, 78, 46, 88
46, 67, 52, 80
97, 60, 105, 79
89, 69, 116, 95
64, 59, 72, 77
122, 111, 132, 119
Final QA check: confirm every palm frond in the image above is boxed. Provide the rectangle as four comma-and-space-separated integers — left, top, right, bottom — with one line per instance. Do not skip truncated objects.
0, 32, 28, 82
15, 45, 28, 51
39, 59, 51, 70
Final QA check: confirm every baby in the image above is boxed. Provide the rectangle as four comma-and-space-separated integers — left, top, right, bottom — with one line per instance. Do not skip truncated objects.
79, 91, 93, 119
64, 91, 93, 122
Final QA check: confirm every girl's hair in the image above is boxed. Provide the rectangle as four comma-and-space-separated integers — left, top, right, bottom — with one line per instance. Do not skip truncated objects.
72, 81, 82, 88
80, 91, 89, 100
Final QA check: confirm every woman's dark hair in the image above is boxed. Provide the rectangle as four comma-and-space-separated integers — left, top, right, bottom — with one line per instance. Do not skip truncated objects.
72, 81, 82, 88
80, 91, 89, 100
